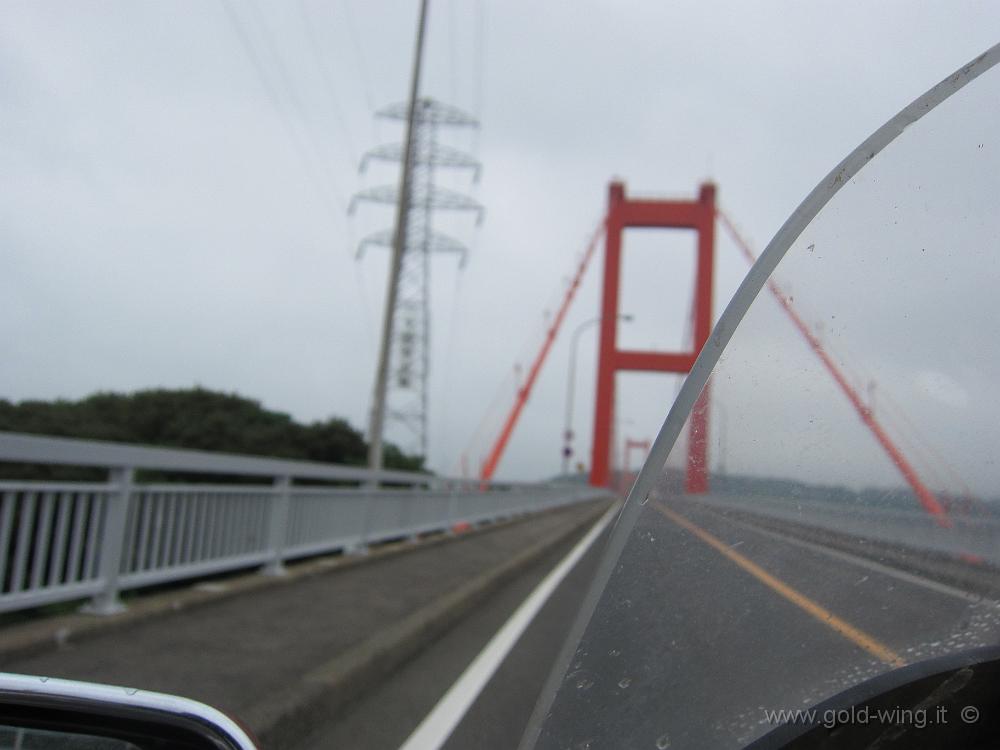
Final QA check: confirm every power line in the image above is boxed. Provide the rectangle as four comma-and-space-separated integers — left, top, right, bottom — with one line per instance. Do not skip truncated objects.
243, 0, 349, 210
472, 0, 485, 152
219, 0, 346, 215
295, 0, 358, 164
341, 0, 378, 116
447, 0, 458, 104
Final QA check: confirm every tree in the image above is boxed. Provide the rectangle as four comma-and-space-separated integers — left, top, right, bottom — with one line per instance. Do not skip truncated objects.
0, 388, 426, 479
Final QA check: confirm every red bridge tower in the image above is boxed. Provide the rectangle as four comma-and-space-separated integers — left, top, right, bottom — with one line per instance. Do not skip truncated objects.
590, 181, 716, 492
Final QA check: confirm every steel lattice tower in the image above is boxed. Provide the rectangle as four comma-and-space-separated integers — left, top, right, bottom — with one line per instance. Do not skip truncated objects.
350, 98, 482, 458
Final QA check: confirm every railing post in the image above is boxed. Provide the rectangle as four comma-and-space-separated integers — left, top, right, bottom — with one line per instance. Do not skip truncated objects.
446, 488, 458, 535
263, 476, 291, 576
346, 481, 371, 556
406, 482, 421, 543
82, 466, 133, 615
350, 464, 386, 555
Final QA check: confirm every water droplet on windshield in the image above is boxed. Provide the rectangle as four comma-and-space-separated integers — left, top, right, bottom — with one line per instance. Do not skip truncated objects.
639, 493, 650, 506
618, 677, 632, 688
568, 669, 595, 691
655, 732, 671, 749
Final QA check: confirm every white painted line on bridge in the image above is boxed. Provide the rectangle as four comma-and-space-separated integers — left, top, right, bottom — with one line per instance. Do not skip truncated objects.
397, 503, 618, 750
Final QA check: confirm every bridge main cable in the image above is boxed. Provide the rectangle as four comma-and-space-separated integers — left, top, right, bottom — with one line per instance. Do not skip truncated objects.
478, 218, 606, 482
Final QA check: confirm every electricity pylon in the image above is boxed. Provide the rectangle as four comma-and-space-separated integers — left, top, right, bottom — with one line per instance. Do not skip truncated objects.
350, 97, 482, 461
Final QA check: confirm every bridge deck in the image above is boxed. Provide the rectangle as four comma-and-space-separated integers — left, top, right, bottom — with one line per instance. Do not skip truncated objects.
0, 499, 609, 745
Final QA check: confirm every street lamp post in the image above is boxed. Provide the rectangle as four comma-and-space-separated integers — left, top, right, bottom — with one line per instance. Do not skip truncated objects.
562, 314, 633, 475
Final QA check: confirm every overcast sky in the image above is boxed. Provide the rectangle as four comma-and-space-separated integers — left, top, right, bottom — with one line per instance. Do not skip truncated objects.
2, 2, 998, 481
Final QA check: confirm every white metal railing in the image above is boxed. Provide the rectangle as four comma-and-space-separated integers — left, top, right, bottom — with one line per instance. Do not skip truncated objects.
0, 432, 606, 615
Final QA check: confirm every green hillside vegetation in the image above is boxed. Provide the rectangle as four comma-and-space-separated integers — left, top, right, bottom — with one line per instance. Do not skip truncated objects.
0, 388, 424, 480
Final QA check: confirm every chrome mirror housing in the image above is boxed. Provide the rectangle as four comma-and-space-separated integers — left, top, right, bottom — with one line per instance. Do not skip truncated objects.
0, 673, 258, 750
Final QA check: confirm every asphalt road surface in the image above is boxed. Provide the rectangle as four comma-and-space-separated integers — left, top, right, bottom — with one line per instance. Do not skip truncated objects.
314, 494, 1000, 750
293, 506, 615, 750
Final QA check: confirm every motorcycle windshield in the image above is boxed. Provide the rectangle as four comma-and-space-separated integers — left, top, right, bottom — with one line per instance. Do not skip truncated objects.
525, 46, 1000, 750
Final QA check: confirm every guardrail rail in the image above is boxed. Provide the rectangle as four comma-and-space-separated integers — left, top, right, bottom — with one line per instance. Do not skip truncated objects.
0, 432, 607, 615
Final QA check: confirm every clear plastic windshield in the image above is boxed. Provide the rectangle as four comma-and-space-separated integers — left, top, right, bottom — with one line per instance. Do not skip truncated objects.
526, 50, 1000, 749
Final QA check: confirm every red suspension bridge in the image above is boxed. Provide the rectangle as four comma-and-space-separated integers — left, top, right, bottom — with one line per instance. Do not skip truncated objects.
468, 179, 963, 534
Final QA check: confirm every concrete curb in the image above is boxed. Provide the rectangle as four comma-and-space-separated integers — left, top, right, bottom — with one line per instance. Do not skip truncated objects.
248, 500, 613, 749
0, 500, 608, 667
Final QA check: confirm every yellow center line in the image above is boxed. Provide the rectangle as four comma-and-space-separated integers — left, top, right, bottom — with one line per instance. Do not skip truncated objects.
655, 502, 906, 668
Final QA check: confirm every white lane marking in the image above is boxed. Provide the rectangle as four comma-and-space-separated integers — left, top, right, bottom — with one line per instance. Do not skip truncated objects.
719, 512, 994, 605
398, 504, 618, 750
